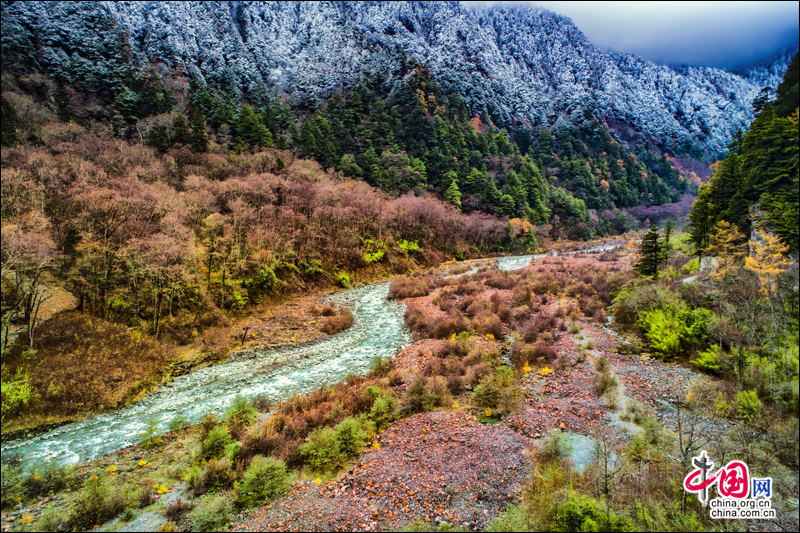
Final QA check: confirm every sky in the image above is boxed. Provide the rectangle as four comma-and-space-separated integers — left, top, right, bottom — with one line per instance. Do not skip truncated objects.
463, 1, 799, 71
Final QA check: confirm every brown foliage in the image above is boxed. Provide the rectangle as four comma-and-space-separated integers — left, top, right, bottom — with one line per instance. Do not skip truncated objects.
387, 276, 431, 300
4, 311, 166, 418
320, 308, 354, 335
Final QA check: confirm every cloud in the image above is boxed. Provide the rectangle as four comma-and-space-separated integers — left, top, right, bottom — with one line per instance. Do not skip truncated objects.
463, 1, 799, 70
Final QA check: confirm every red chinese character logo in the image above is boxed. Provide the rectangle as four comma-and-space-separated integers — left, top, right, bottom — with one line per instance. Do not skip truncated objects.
684, 451, 750, 505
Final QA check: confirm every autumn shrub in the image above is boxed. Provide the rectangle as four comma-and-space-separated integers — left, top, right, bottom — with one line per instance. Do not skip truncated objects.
465, 362, 493, 387
446, 374, 464, 395
403, 376, 450, 414
188, 492, 235, 532
200, 411, 222, 441
387, 276, 430, 300
203, 458, 240, 493
321, 308, 355, 334
3, 312, 166, 420
321, 305, 337, 317
251, 393, 273, 413
453, 279, 482, 296
510, 341, 536, 369
431, 311, 470, 339
554, 355, 571, 373
421, 358, 447, 377
512, 305, 532, 324
300, 427, 345, 475
164, 498, 193, 522
202, 426, 233, 459
531, 340, 557, 362
486, 272, 516, 290
236, 456, 291, 508
512, 283, 533, 307
471, 311, 503, 337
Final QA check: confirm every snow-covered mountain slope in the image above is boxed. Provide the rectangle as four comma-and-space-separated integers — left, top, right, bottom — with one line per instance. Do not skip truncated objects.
2, 1, 792, 158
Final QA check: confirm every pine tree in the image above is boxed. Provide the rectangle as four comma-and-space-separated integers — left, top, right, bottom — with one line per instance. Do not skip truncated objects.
660, 219, 674, 269
188, 104, 209, 153
635, 226, 662, 277
444, 176, 462, 210
171, 114, 191, 146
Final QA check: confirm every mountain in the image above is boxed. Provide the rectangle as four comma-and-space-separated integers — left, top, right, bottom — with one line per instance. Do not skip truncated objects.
1, 1, 792, 160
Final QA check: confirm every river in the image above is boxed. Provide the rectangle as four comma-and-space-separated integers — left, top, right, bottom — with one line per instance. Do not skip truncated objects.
3, 244, 621, 470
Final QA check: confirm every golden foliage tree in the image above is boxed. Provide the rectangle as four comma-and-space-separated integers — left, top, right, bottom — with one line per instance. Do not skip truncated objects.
745, 229, 791, 295
707, 220, 746, 279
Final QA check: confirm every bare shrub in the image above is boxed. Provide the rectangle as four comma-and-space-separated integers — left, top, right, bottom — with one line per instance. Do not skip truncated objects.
532, 340, 557, 362
320, 308, 354, 334
387, 276, 430, 300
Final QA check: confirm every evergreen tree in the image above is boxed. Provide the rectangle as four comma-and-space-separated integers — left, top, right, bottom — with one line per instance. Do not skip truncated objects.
635, 226, 662, 277
444, 175, 462, 210
171, 114, 191, 146
236, 105, 272, 148
660, 219, 674, 268
188, 104, 209, 153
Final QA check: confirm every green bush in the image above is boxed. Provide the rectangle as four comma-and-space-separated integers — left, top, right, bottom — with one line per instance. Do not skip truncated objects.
611, 284, 680, 331
202, 426, 233, 459
72, 473, 128, 530
139, 416, 163, 449
299, 427, 344, 475
236, 456, 291, 508
226, 395, 258, 427
593, 371, 618, 396
540, 429, 573, 466
0, 368, 38, 424
338, 272, 351, 288
639, 306, 712, 359
369, 355, 395, 377
188, 492, 234, 532
168, 411, 190, 432
487, 504, 531, 532
368, 392, 399, 431
224, 441, 242, 461
1, 461, 24, 508
553, 493, 631, 532
334, 417, 368, 458
736, 389, 762, 420
24, 459, 76, 500
120, 507, 136, 522
692, 345, 721, 374
34, 505, 72, 531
